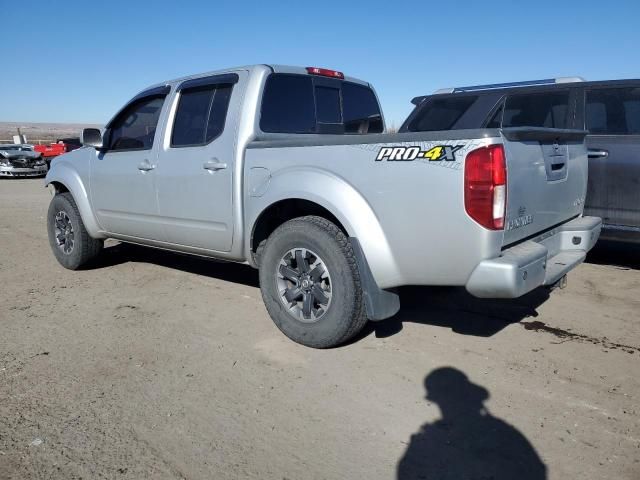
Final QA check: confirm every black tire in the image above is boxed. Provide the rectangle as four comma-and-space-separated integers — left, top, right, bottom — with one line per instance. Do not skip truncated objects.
47, 192, 103, 270
259, 215, 367, 348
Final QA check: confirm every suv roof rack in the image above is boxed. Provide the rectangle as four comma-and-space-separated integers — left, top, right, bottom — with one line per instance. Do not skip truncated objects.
433, 77, 586, 95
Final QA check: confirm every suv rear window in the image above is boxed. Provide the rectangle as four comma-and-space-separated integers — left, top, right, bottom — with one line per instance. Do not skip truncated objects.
406, 96, 477, 132
586, 87, 640, 135
260, 73, 383, 134
499, 91, 570, 128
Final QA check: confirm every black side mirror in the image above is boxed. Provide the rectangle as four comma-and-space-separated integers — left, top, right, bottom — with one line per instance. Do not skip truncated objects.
81, 128, 104, 149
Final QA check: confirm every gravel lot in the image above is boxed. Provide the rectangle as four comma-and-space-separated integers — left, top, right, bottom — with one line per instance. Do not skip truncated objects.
1, 178, 639, 480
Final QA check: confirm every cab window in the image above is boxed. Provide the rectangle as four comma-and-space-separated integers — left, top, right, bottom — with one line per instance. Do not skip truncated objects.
342, 82, 383, 133
260, 75, 316, 134
171, 84, 233, 147
260, 73, 383, 134
108, 96, 165, 151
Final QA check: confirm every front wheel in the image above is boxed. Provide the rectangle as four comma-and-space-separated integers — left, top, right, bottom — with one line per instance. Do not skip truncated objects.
258, 216, 367, 348
47, 192, 103, 270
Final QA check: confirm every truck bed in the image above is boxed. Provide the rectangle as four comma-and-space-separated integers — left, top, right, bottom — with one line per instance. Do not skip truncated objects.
245, 126, 599, 294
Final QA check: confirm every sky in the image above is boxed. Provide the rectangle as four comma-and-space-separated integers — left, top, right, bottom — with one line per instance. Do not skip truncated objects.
1, 0, 638, 128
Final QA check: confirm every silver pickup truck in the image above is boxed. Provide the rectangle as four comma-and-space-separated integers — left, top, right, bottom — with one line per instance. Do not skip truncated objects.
45, 64, 601, 348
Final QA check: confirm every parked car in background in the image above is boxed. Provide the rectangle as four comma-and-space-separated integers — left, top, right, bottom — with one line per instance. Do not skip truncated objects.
34, 138, 83, 168
45, 65, 599, 348
56, 137, 83, 152
33, 142, 66, 167
402, 78, 640, 243
0, 144, 48, 177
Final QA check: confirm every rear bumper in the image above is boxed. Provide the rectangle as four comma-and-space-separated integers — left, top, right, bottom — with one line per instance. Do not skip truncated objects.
466, 216, 601, 298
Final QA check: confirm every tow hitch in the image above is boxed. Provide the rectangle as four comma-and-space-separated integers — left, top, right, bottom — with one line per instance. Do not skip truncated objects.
548, 275, 568, 292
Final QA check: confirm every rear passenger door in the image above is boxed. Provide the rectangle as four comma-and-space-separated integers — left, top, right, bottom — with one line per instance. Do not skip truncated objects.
584, 85, 640, 229
155, 73, 244, 252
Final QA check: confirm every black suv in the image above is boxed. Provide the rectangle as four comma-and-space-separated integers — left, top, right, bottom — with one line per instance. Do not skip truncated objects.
401, 78, 640, 243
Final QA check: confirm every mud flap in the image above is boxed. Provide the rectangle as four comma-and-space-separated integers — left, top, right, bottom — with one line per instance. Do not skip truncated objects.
349, 237, 400, 321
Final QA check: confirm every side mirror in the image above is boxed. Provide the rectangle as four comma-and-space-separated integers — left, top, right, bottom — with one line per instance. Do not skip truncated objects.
81, 128, 104, 149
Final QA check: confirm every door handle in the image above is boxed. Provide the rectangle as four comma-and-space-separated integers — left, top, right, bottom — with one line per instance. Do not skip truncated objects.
137, 159, 156, 171
203, 159, 228, 171
588, 149, 609, 159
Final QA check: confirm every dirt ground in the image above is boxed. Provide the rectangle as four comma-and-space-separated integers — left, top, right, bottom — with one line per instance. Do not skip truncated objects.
1, 178, 639, 480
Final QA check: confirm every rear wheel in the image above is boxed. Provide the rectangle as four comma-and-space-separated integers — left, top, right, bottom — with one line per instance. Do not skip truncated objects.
259, 216, 367, 348
47, 192, 103, 270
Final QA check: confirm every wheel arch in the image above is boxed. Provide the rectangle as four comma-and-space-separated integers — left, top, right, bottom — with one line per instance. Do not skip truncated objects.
251, 198, 347, 254
45, 165, 105, 239
246, 169, 401, 288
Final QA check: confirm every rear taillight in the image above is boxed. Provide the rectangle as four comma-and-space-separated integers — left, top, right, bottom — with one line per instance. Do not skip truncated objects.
464, 144, 506, 230
305, 67, 345, 79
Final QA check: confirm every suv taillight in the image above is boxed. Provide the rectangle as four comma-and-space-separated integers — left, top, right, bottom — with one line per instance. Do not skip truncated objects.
464, 144, 506, 230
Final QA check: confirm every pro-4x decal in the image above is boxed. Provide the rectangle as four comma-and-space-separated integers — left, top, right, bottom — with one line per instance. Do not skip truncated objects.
375, 145, 464, 162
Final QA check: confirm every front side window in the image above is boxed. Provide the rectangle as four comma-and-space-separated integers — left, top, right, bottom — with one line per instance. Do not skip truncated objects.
501, 91, 569, 128
406, 96, 478, 132
171, 83, 233, 147
108, 96, 165, 151
586, 87, 640, 135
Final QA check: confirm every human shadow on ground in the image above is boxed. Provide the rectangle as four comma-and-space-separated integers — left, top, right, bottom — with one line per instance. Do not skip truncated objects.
397, 367, 547, 480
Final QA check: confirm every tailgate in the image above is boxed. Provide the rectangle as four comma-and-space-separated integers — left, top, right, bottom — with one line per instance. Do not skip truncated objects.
501, 128, 589, 246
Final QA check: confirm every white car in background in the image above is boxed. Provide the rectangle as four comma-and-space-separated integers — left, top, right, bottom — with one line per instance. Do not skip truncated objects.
0, 144, 48, 177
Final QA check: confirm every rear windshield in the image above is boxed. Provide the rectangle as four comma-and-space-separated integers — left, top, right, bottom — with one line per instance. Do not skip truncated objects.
260, 73, 383, 134
492, 91, 570, 129
406, 96, 478, 132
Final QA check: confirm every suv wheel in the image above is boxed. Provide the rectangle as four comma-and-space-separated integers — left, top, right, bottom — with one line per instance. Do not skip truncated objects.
259, 216, 367, 348
47, 192, 103, 270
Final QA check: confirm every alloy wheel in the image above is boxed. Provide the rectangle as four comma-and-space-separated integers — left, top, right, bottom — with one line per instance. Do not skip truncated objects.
276, 248, 332, 322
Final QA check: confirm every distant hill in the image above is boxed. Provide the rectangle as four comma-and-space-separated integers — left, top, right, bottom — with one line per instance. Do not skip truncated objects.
0, 122, 101, 144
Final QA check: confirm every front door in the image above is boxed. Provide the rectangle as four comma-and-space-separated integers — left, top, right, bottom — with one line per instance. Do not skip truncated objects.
155, 73, 243, 252
90, 91, 169, 240
584, 85, 640, 229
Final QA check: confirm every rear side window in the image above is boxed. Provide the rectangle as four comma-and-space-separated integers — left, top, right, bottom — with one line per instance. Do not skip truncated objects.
108, 96, 165, 151
586, 87, 640, 135
171, 84, 233, 147
501, 91, 569, 128
406, 96, 478, 132
260, 73, 383, 134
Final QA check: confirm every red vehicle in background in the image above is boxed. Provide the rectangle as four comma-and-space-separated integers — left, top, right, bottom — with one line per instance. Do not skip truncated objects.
34, 137, 82, 167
